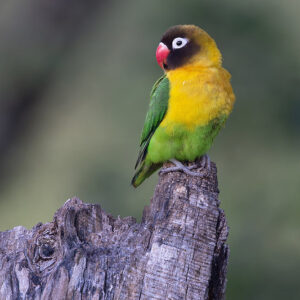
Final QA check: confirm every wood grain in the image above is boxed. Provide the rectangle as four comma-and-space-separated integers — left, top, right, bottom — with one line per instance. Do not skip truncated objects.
0, 162, 229, 300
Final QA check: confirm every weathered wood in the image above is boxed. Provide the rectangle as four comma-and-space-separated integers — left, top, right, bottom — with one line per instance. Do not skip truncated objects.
0, 162, 229, 300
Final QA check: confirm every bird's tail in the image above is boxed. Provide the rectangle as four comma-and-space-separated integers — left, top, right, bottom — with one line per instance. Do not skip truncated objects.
131, 161, 161, 188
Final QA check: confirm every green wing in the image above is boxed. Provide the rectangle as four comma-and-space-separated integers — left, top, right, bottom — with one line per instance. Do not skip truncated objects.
135, 75, 170, 169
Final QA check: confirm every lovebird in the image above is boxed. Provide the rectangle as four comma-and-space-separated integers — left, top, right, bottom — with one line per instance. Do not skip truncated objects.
132, 25, 235, 187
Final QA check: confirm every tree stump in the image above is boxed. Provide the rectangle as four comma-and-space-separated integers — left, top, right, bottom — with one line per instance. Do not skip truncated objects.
0, 162, 229, 300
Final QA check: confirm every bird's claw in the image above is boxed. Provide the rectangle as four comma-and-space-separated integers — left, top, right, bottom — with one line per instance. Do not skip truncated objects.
159, 156, 210, 177
199, 154, 211, 171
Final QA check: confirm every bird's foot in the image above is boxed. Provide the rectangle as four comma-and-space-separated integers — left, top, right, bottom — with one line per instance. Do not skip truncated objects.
159, 159, 205, 177
199, 154, 211, 171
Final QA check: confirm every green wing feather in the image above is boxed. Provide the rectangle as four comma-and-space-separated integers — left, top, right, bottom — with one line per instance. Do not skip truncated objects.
135, 75, 170, 169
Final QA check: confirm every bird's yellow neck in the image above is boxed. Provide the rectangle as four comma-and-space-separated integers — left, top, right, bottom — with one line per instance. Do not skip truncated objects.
161, 66, 235, 130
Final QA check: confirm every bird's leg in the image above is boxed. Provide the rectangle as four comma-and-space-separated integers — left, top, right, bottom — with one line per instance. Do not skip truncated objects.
200, 154, 211, 171
159, 159, 205, 177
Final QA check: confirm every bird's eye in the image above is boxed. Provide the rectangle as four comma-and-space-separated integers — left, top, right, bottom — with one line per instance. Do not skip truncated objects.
172, 37, 188, 49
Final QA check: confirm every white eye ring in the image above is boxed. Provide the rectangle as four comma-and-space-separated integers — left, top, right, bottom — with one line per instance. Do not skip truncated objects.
172, 37, 189, 49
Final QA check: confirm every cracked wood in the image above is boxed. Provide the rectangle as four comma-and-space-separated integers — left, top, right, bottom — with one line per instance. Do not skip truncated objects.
0, 162, 229, 300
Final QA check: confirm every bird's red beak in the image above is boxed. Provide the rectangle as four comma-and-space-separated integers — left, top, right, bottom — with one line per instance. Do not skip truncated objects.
156, 42, 170, 69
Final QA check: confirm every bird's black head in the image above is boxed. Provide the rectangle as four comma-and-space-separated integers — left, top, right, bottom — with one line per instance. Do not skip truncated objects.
156, 25, 221, 71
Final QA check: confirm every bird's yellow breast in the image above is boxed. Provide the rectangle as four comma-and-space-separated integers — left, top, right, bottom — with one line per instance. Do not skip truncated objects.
160, 66, 235, 130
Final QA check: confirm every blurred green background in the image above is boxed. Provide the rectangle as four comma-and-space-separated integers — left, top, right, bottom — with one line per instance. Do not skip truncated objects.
0, 0, 299, 299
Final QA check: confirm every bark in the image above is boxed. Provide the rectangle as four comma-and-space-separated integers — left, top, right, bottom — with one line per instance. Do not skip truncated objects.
0, 162, 229, 300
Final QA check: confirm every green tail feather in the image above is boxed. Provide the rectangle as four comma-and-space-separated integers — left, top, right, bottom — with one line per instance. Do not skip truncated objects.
131, 162, 161, 188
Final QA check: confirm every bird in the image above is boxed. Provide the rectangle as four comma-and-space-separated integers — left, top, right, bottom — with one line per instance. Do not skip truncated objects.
131, 25, 235, 188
